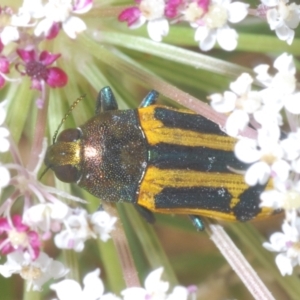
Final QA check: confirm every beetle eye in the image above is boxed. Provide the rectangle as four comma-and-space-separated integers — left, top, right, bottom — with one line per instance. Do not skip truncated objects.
53, 165, 81, 183
57, 128, 81, 142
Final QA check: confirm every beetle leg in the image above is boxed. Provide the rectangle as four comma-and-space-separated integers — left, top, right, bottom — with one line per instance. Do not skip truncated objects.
134, 204, 156, 224
96, 86, 119, 114
139, 90, 159, 108
189, 215, 205, 231
97, 204, 104, 211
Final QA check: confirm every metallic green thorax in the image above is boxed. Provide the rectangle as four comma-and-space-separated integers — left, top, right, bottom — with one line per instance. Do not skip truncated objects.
78, 109, 147, 202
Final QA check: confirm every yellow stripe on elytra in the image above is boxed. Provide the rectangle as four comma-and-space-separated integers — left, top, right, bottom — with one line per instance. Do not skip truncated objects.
138, 105, 236, 151
137, 166, 274, 221
137, 166, 246, 209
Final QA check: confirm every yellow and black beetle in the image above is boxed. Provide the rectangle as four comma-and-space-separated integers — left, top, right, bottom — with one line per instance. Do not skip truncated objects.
44, 87, 277, 230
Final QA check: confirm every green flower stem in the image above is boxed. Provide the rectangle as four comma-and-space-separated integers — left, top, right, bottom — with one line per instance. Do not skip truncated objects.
23, 288, 41, 300
205, 220, 275, 300
229, 222, 300, 300
103, 202, 141, 288
63, 249, 80, 282
27, 86, 49, 172
120, 204, 178, 286
96, 31, 249, 79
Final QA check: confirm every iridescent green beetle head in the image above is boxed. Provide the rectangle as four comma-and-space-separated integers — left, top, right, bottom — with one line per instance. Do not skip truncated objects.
44, 128, 82, 183
42, 95, 86, 183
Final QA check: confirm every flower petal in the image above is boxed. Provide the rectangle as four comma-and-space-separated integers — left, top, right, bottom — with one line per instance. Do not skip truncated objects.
245, 162, 270, 185
118, 7, 142, 27
147, 18, 169, 42
34, 18, 55, 37
195, 27, 216, 51
73, 0, 93, 14
235, 138, 260, 163
82, 269, 105, 298
39, 51, 61, 66
144, 267, 169, 294
62, 16, 87, 39
275, 253, 293, 276
51, 279, 83, 300
16, 48, 36, 63
227, 2, 249, 23
46, 67, 68, 88
210, 91, 236, 113
46, 22, 60, 40
225, 109, 249, 137
0, 26, 20, 45
285, 92, 300, 114
217, 26, 238, 51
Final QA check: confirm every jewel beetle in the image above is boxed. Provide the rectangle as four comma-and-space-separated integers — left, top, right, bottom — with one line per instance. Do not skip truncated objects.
44, 86, 278, 230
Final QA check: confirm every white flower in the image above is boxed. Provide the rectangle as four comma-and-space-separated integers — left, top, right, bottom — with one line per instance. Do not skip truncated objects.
119, 0, 169, 42
210, 73, 262, 136
54, 209, 90, 251
254, 53, 300, 114
261, 0, 300, 45
0, 251, 68, 291
260, 179, 300, 210
23, 201, 70, 236
54, 209, 116, 251
263, 220, 300, 276
235, 127, 290, 185
50, 269, 120, 300
90, 210, 117, 242
194, 0, 249, 51
34, 0, 93, 39
122, 267, 169, 300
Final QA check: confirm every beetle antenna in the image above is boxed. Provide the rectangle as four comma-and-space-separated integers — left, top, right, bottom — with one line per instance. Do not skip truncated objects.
52, 94, 86, 144
39, 166, 50, 180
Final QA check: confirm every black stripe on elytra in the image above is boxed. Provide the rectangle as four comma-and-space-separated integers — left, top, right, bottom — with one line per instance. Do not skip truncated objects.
149, 143, 249, 172
232, 184, 265, 221
154, 107, 227, 136
155, 186, 232, 213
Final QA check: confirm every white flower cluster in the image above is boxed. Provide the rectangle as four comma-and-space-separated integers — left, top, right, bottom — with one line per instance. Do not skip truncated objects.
119, 0, 300, 51
1, 0, 92, 44
259, 0, 300, 45
50, 267, 196, 300
210, 53, 300, 276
